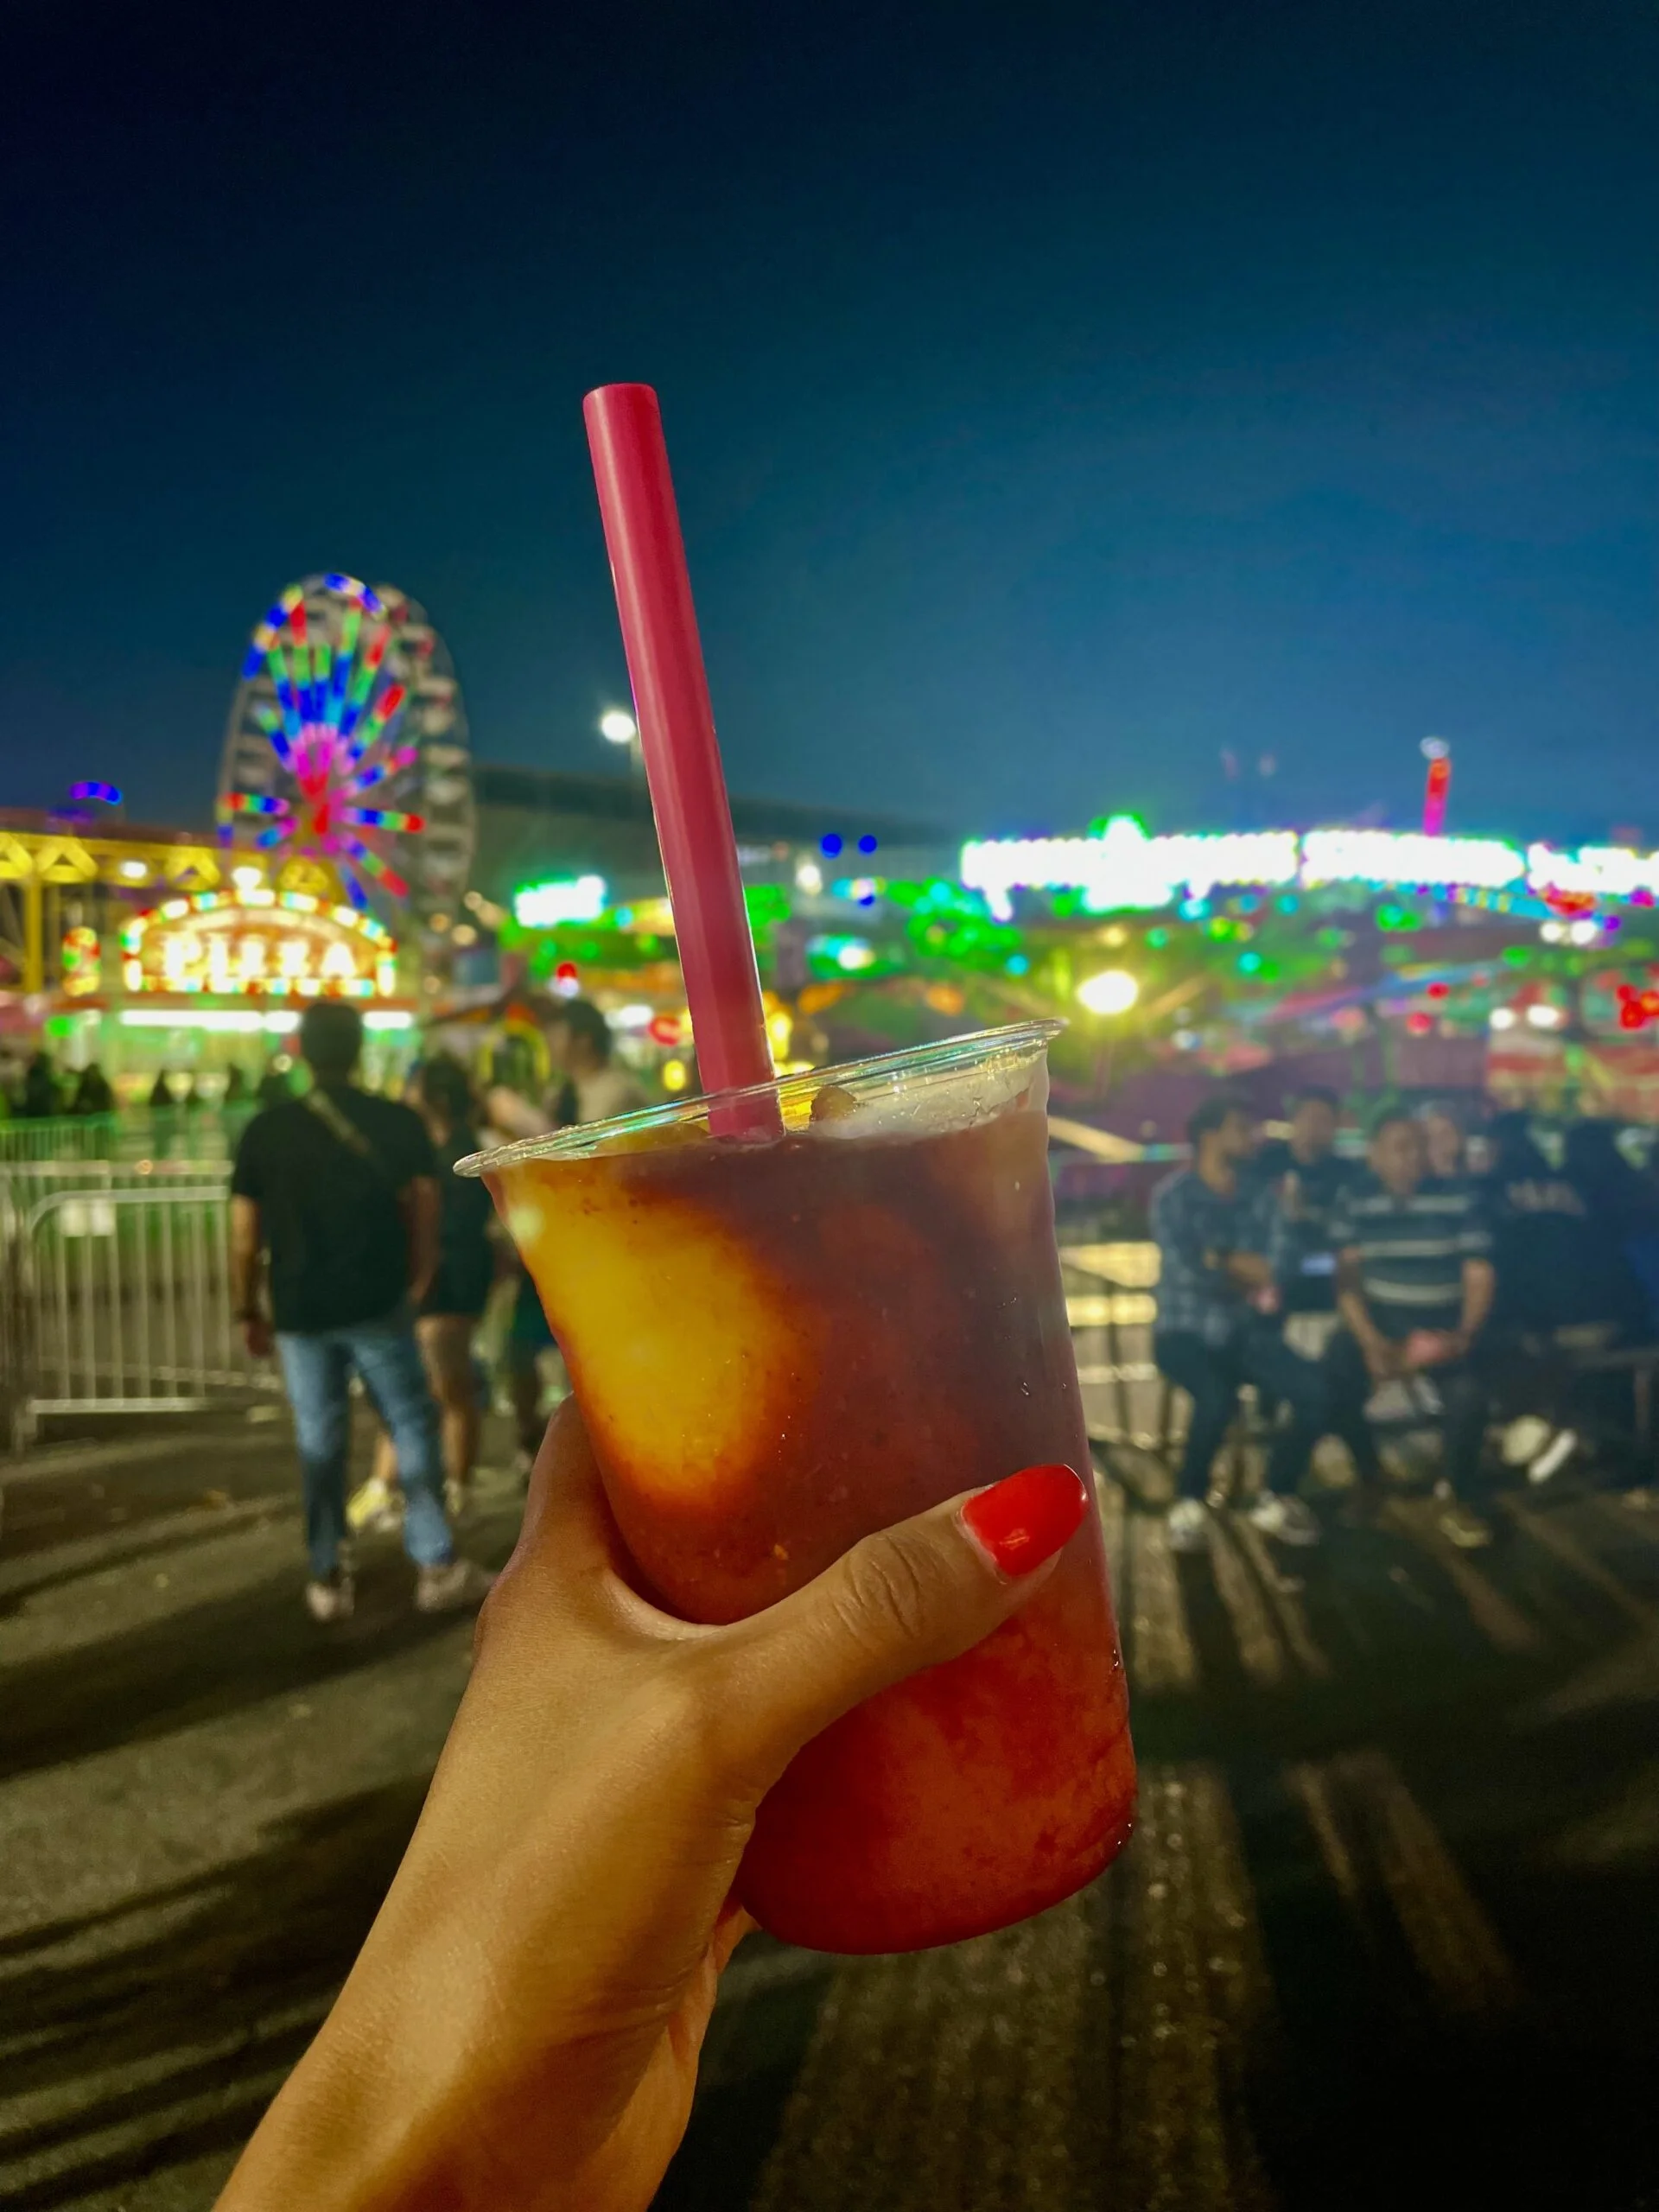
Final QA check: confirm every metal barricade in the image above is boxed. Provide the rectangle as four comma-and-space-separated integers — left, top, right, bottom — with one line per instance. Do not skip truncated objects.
6, 1180, 280, 1445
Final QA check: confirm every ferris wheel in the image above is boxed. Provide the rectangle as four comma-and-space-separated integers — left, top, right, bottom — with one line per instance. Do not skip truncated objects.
218, 574, 475, 927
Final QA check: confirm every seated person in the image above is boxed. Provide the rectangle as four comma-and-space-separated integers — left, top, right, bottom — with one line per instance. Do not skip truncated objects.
1564, 1118, 1659, 1340
1484, 1114, 1630, 1338
1420, 1103, 1473, 1187
1151, 1095, 1327, 1554
1325, 1108, 1497, 1548
1245, 1084, 1357, 1338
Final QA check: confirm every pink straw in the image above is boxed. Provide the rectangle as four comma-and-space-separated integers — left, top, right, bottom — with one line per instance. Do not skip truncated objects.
583, 384, 777, 1118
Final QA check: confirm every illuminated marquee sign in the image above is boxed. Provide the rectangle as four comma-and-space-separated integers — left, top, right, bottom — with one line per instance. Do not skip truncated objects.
512, 874, 608, 927
120, 888, 397, 1000
960, 819, 1658, 919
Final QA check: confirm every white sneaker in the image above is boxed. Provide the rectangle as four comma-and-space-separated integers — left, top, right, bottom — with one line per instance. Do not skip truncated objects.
1166, 1497, 1210, 1554
1528, 1428, 1578, 1485
1502, 1415, 1553, 1468
1245, 1492, 1321, 1546
347, 1475, 404, 1535
415, 1559, 496, 1614
305, 1573, 355, 1623
1437, 1497, 1494, 1549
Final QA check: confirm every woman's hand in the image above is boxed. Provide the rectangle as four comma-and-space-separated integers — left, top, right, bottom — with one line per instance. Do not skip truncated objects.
218, 1402, 1089, 2212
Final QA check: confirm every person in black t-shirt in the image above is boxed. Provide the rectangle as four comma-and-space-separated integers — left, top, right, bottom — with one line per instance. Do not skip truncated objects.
1245, 1086, 1357, 1322
231, 1002, 493, 1624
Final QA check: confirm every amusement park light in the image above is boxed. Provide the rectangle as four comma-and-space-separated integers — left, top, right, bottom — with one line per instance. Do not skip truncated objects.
1077, 968, 1140, 1016
600, 709, 639, 747
1526, 1003, 1565, 1029
512, 875, 608, 927
1490, 1008, 1517, 1031
118, 859, 149, 880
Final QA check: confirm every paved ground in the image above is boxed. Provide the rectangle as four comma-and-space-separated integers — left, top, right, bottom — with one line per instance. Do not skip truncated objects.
3, 1412, 1658, 2210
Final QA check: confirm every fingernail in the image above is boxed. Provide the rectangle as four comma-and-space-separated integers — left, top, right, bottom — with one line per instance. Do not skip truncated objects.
959, 1464, 1090, 1578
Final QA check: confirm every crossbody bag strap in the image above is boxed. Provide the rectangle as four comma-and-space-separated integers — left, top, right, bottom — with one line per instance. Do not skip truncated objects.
303, 1086, 390, 1181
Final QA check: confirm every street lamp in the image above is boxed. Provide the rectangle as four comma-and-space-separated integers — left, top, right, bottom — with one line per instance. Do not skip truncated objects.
600, 707, 642, 779
1077, 968, 1139, 1016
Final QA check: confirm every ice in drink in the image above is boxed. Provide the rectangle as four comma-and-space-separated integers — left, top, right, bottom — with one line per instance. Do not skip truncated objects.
467, 1022, 1135, 1953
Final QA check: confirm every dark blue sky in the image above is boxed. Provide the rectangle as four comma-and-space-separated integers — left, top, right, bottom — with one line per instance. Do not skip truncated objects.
3, 0, 1655, 844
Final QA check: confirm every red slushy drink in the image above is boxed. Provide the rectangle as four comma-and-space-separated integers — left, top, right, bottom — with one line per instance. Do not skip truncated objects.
467, 1021, 1134, 1952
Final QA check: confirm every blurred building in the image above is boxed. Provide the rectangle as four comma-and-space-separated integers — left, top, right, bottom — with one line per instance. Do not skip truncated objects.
468, 764, 955, 910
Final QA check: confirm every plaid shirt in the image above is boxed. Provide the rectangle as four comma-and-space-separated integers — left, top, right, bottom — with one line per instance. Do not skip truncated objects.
1150, 1167, 1264, 1346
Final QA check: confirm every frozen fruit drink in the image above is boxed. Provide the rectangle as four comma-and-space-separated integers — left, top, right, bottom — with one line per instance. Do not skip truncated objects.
464, 1021, 1135, 1953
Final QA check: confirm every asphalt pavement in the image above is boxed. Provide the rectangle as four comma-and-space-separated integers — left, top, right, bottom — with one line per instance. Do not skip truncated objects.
2, 1411, 1657, 2210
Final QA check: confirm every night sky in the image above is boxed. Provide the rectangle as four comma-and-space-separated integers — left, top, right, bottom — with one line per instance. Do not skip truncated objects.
3, 1, 1656, 844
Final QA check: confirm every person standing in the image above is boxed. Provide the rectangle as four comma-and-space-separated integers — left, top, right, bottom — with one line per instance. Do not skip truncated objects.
1151, 1095, 1328, 1553
1324, 1108, 1497, 1547
357, 1055, 499, 1526
20, 1052, 59, 1118
488, 998, 648, 1474
230, 1001, 493, 1622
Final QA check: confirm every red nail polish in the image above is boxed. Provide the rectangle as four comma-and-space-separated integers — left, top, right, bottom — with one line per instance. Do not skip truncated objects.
960, 1464, 1090, 1577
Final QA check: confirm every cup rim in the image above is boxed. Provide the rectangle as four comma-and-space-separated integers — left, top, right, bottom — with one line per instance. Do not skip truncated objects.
456, 1016, 1065, 1176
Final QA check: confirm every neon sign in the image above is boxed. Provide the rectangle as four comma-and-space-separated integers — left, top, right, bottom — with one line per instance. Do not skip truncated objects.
512, 874, 608, 927
959, 820, 1657, 918
120, 889, 397, 1000
961, 817, 1298, 919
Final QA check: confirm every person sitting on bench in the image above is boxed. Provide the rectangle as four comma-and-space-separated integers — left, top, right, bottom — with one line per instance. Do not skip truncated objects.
1151, 1095, 1327, 1555
1324, 1107, 1497, 1549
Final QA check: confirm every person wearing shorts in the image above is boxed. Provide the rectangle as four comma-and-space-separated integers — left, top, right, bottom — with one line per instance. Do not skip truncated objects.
362, 1056, 499, 1522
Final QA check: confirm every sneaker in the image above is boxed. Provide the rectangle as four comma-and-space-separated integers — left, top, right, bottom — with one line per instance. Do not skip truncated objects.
347, 1475, 404, 1535
1244, 1492, 1321, 1547
1363, 1379, 1417, 1424
1621, 1484, 1658, 1512
1437, 1498, 1494, 1549
415, 1558, 497, 1614
1166, 1497, 1210, 1554
1502, 1414, 1553, 1468
1528, 1428, 1579, 1485
305, 1572, 356, 1623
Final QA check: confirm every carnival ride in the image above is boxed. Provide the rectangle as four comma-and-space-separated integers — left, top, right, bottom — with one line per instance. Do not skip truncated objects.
218, 575, 475, 931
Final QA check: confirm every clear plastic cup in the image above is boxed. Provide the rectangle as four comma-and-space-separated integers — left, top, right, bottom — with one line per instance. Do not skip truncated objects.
462, 1020, 1135, 1952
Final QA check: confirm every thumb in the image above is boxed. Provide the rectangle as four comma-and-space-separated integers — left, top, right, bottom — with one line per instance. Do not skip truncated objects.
711, 1463, 1092, 1792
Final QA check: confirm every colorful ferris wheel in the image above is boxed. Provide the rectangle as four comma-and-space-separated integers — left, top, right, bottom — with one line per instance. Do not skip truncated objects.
217, 574, 475, 926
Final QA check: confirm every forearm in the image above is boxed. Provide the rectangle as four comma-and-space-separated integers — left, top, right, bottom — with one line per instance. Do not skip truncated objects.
1337, 1268, 1380, 1348
407, 1181, 442, 1303
1459, 1260, 1496, 1342
229, 1199, 264, 1318
1224, 1252, 1272, 1292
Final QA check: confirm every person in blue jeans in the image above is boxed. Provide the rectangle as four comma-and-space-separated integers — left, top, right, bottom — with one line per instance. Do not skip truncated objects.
230, 1001, 493, 1623
1151, 1095, 1329, 1552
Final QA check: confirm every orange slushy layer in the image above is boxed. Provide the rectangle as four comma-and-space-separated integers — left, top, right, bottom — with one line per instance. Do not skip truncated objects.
488, 1101, 1135, 1953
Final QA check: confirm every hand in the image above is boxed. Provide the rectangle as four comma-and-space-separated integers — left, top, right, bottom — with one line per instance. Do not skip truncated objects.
240, 1313, 273, 1359
1361, 1333, 1402, 1384
217, 1404, 1087, 2212
1404, 1328, 1466, 1370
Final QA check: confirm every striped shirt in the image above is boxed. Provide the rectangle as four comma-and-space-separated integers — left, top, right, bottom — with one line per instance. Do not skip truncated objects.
1329, 1173, 1492, 1339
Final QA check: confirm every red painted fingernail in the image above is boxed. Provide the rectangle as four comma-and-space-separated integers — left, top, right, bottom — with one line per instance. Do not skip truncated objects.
959, 1464, 1090, 1578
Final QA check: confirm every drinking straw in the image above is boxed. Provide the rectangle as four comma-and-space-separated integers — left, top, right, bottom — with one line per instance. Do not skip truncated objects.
583, 384, 778, 1119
